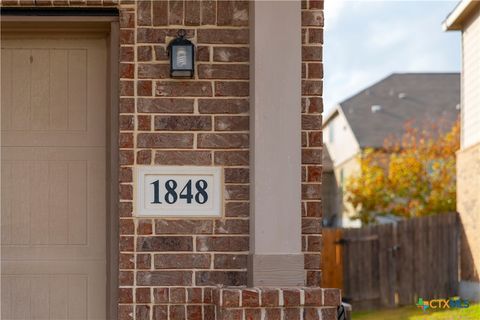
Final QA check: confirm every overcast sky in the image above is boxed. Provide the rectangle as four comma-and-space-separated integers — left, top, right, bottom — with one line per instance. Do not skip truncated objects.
323, 0, 461, 115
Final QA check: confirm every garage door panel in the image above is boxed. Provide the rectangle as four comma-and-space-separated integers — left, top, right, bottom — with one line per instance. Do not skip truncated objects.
1, 34, 107, 319
1, 38, 105, 147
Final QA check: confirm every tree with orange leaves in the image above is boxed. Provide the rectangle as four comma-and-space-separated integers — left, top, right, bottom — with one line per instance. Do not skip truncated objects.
345, 118, 460, 225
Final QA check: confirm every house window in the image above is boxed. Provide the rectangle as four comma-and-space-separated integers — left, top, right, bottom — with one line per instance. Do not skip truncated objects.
329, 123, 335, 143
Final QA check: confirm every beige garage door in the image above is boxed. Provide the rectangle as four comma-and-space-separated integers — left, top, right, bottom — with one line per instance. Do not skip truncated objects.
1, 32, 107, 319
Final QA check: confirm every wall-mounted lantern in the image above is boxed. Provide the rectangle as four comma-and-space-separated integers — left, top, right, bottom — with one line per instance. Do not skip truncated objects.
168, 29, 195, 78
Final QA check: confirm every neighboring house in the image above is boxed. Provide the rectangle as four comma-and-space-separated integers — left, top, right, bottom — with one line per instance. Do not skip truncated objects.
444, 0, 480, 302
322, 73, 460, 227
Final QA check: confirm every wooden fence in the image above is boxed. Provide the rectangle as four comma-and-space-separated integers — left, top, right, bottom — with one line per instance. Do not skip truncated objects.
321, 212, 459, 310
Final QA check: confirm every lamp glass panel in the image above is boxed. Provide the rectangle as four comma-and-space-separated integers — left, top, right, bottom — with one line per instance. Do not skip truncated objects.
172, 45, 193, 70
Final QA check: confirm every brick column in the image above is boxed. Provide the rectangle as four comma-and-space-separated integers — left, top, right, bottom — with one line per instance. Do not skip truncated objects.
248, 0, 304, 287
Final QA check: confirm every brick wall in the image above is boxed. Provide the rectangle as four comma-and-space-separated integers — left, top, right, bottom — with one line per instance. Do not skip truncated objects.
1, 1, 328, 319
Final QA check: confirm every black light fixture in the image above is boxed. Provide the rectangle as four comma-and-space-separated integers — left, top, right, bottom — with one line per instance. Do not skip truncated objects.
167, 29, 195, 78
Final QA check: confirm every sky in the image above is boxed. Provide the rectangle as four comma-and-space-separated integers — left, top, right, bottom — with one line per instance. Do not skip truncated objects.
323, 0, 462, 115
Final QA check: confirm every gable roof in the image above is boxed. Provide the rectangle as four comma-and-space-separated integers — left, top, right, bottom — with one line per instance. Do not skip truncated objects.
336, 73, 460, 149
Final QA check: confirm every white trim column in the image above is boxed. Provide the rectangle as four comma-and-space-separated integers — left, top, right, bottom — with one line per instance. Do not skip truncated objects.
248, 0, 304, 287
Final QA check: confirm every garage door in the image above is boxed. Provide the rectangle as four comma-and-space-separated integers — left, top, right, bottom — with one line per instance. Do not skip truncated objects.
1, 32, 107, 319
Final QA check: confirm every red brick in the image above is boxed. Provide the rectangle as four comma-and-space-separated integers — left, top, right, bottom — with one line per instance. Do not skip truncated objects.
137, 28, 166, 43
302, 10, 324, 26
119, 133, 133, 148
308, 63, 323, 79
138, 64, 169, 79
120, 29, 134, 45
307, 201, 322, 218
138, 98, 194, 113
309, 132, 322, 147
137, 46, 152, 62
303, 308, 320, 320
118, 305, 133, 320
136, 253, 152, 269
119, 288, 133, 303
119, 150, 134, 165
197, 133, 249, 149
305, 253, 321, 269
152, 0, 168, 26
120, 115, 134, 131
137, 115, 151, 131
137, 219, 153, 235
198, 29, 249, 44
302, 97, 323, 113
137, 0, 151, 26
217, 0, 249, 26
261, 289, 279, 307
196, 271, 247, 286
137, 150, 152, 165
245, 308, 261, 320
120, 80, 134, 96
283, 289, 301, 306
222, 289, 240, 307
213, 254, 247, 269
302, 80, 323, 96
225, 185, 249, 200
156, 81, 213, 97
119, 253, 134, 269
137, 271, 192, 286
154, 115, 212, 131
153, 305, 168, 320
307, 166, 322, 182
201, 0, 216, 25
199, 64, 249, 80
309, 0, 324, 9
187, 305, 202, 320
120, 63, 134, 79
154, 288, 169, 303
214, 219, 249, 234
323, 288, 341, 306
213, 47, 249, 62
225, 202, 249, 217
320, 307, 337, 320
308, 28, 323, 44
265, 308, 281, 320
120, 10, 134, 28
185, 0, 200, 25
215, 116, 249, 131
215, 81, 249, 97
199, 99, 249, 114
154, 46, 169, 61
137, 80, 152, 96
119, 184, 133, 200
302, 115, 322, 130
120, 218, 135, 235
302, 46, 322, 61
304, 288, 322, 306
170, 288, 186, 303
187, 288, 203, 303
214, 151, 249, 166
119, 202, 133, 217
136, 288, 151, 303
196, 236, 249, 252
137, 133, 193, 148
169, 0, 184, 25
302, 148, 322, 164
120, 46, 134, 62
224, 168, 249, 183
242, 289, 260, 307
119, 270, 133, 286
170, 305, 186, 320
285, 308, 301, 320
197, 45, 210, 61
155, 219, 213, 234
155, 151, 212, 165
137, 236, 193, 251
120, 98, 135, 113
307, 235, 322, 251
302, 218, 322, 234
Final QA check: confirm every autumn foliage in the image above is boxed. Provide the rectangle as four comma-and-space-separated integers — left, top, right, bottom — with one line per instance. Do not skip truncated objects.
345, 118, 460, 224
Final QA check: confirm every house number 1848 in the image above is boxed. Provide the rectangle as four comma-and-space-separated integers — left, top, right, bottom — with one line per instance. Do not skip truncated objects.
151, 179, 208, 205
